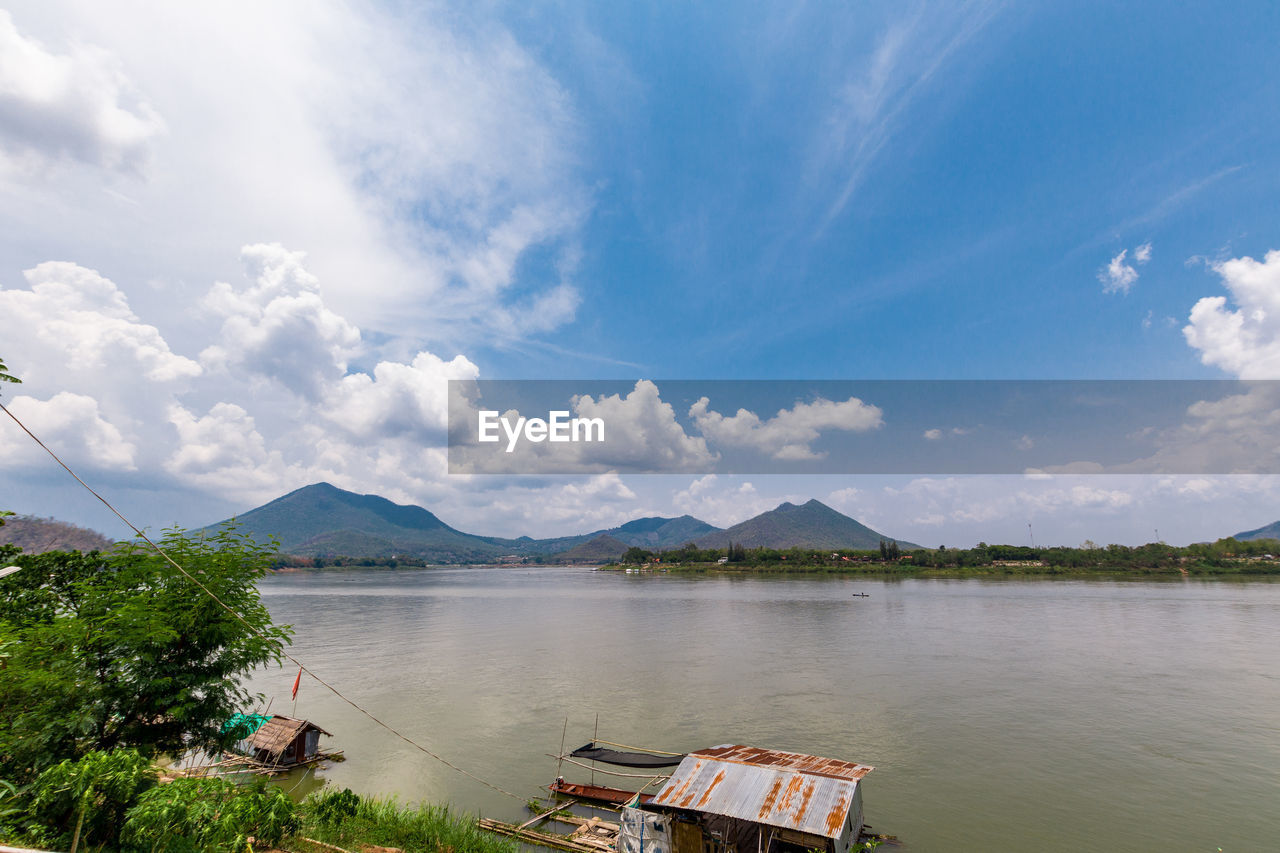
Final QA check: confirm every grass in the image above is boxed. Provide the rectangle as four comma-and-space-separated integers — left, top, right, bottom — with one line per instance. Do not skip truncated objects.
294, 790, 518, 853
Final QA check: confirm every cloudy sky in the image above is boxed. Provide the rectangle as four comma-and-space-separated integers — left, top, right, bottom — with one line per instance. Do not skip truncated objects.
2, 1, 1280, 547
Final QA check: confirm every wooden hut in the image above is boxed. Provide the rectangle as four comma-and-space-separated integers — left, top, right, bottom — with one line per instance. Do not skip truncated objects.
634, 745, 874, 853
243, 715, 332, 768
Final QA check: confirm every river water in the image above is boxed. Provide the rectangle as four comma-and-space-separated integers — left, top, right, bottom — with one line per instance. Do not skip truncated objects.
248, 567, 1280, 852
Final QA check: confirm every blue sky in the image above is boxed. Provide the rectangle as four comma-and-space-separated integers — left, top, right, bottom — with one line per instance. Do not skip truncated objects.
2, 1, 1280, 546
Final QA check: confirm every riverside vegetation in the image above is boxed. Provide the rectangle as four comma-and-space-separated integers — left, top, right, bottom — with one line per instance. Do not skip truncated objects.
613, 536, 1280, 575
0, 519, 515, 853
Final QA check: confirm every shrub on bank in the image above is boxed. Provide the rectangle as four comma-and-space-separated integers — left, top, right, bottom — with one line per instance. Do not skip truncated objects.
297, 788, 517, 853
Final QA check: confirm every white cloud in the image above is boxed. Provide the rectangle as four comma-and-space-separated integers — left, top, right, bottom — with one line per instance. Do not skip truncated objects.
0, 392, 135, 471
0, 2, 587, 342
327, 351, 478, 440
1, 261, 201, 387
1015, 434, 1034, 450
689, 395, 882, 460
1184, 248, 1280, 378
0, 248, 487, 511
672, 475, 779, 528
0, 9, 165, 176
923, 426, 969, 441
165, 402, 301, 496
200, 244, 361, 400
450, 380, 716, 474
1099, 243, 1152, 295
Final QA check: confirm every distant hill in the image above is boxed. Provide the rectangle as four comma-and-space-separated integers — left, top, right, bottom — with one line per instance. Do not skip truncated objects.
200, 482, 720, 562
516, 515, 721, 556
200, 483, 513, 562
199, 483, 913, 562
556, 534, 629, 563
1233, 520, 1280, 542
608, 515, 720, 549
694, 499, 918, 551
0, 515, 115, 554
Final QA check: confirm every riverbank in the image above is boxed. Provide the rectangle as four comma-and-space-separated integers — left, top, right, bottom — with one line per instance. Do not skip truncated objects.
602, 559, 1280, 577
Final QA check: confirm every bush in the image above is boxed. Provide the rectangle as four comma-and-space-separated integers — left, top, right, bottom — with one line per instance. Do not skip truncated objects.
123, 775, 297, 852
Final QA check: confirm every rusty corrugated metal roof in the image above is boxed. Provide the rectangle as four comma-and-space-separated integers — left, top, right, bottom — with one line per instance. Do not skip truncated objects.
650, 745, 873, 839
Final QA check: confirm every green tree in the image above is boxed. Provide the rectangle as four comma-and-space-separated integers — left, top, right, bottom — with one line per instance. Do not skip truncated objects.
0, 527, 292, 782
620, 546, 654, 564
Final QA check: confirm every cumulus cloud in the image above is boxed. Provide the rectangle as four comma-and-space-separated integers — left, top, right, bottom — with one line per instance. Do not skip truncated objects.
327, 351, 478, 440
165, 402, 301, 496
689, 395, 883, 460
1, 261, 201, 386
0, 9, 165, 176
671, 475, 778, 528
200, 244, 361, 399
0, 2, 588, 342
0, 247, 493, 512
923, 428, 943, 440
1184, 249, 1280, 378
0, 392, 136, 471
1099, 242, 1151, 295
471, 473, 641, 536
451, 380, 716, 474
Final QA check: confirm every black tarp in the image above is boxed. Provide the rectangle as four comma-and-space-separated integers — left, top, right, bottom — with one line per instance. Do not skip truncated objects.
570, 742, 685, 768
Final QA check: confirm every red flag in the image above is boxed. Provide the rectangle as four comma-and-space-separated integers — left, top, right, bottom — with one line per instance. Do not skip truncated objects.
291, 666, 302, 700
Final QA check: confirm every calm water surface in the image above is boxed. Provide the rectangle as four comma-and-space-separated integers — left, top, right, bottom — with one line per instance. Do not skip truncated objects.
247, 568, 1280, 852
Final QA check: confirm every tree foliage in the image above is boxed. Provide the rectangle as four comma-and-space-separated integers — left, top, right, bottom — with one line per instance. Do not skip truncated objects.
26, 748, 157, 850
0, 356, 19, 388
0, 527, 292, 782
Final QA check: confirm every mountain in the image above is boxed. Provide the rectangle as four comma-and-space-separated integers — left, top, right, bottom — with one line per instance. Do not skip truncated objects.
1234, 520, 1280, 542
200, 483, 720, 562
608, 515, 720, 549
694, 499, 918, 551
556, 534, 629, 563
0, 515, 116, 553
200, 482, 513, 562
201, 484, 908, 562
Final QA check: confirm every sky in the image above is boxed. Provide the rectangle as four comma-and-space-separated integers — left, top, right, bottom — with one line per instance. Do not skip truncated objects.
2, 0, 1280, 547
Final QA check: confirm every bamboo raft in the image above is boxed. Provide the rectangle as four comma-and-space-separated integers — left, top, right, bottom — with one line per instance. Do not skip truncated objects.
166, 749, 344, 780
478, 816, 618, 853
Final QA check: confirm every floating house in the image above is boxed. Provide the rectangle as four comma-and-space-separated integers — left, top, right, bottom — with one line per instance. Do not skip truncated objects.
629, 745, 874, 853
230, 714, 332, 769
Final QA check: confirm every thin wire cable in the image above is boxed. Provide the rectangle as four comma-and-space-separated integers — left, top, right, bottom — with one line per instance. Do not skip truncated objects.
0, 400, 523, 801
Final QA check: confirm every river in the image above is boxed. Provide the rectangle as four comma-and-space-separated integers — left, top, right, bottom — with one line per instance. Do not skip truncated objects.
247, 567, 1280, 852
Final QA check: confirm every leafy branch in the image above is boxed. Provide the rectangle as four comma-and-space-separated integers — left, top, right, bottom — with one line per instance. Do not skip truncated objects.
0, 356, 19, 387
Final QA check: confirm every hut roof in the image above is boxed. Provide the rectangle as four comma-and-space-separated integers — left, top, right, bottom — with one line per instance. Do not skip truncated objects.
245, 715, 331, 757
650, 745, 874, 840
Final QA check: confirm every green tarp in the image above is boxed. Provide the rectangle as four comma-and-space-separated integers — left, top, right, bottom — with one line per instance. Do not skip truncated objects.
222, 713, 272, 740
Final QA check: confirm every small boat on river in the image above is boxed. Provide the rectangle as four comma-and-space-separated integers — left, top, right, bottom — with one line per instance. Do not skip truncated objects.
548, 777, 655, 806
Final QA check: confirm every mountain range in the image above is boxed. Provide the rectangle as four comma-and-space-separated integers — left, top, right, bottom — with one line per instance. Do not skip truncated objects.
198, 482, 915, 562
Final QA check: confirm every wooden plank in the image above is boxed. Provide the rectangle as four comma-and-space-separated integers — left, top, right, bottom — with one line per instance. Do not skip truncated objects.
477, 819, 605, 853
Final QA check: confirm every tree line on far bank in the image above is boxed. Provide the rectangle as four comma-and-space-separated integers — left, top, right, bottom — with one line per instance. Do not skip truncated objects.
616, 536, 1280, 573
